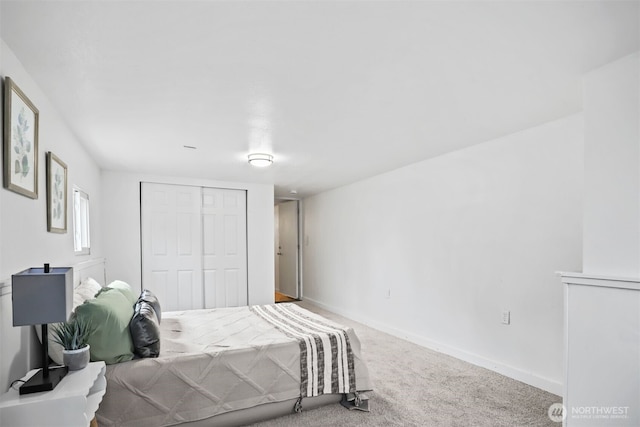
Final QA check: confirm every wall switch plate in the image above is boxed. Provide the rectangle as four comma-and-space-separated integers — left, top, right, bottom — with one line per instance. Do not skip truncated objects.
502, 310, 511, 325
385, 289, 391, 299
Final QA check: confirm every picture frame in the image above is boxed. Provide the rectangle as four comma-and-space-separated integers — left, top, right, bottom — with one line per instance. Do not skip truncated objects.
3, 77, 39, 199
46, 152, 67, 233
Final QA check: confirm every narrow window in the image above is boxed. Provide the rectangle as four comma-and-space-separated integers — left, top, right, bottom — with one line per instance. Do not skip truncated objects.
73, 187, 90, 254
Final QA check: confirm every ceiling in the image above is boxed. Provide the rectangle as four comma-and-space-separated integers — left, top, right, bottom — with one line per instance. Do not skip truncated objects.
1, 1, 638, 198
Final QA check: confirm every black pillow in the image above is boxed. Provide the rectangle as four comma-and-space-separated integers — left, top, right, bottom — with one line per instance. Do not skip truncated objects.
139, 289, 162, 323
129, 300, 160, 358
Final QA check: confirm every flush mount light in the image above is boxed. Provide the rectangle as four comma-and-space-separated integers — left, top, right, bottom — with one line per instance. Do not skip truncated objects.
248, 153, 274, 167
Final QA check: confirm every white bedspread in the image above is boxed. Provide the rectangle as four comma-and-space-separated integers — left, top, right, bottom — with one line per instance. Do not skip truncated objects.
96, 304, 371, 427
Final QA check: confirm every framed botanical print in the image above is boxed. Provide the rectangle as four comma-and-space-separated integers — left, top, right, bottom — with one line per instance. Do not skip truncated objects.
3, 77, 39, 199
46, 152, 67, 233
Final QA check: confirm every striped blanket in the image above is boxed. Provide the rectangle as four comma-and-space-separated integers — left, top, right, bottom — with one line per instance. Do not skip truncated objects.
250, 304, 356, 398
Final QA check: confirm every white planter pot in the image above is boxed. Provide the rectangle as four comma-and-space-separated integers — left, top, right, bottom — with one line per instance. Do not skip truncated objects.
63, 345, 90, 371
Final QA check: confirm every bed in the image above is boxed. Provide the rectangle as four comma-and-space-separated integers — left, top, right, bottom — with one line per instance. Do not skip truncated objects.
64, 260, 372, 426
60, 260, 371, 426
96, 304, 372, 426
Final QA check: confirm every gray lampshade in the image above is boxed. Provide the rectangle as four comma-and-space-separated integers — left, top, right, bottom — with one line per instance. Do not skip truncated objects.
12, 267, 73, 326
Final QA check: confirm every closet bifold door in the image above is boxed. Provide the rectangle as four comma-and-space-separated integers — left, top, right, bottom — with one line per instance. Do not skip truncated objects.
141, 182, 203, 311
141, 183, 248, 311
201, 188, 247, 309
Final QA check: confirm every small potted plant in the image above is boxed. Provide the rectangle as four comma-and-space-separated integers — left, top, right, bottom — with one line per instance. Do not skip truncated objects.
51, 316, 93, 371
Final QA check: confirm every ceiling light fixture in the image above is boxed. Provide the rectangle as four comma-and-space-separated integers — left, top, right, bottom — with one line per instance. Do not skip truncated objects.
248, 153, 274, 167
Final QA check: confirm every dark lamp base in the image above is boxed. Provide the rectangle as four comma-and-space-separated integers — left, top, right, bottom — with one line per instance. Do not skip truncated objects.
19, 366, 68, 395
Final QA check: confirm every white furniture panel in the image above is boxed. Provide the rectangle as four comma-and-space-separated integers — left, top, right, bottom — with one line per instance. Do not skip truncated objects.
560, 273, 639, 426
0, 361, 106, 427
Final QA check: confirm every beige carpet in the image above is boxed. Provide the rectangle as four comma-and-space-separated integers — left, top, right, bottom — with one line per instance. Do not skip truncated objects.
249, 300, 560, 427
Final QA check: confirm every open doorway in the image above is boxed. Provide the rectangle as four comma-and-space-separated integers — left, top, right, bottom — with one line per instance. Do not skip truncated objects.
274, 199, 300, 302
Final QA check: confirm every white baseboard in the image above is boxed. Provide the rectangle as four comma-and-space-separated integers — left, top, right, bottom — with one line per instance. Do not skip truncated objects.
303, 296, 562, 396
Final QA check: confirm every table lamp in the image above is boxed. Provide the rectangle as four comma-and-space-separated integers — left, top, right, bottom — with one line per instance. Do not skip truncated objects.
12, 264, 73, 395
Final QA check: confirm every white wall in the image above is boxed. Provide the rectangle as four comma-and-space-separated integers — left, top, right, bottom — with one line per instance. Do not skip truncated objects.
101, 171, 274, 306
0, 40, 103, 391
303, 114, 584, 394
583, 52, 640, 278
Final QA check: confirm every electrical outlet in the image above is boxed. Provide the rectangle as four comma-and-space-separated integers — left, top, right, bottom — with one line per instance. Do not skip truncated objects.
502, 310, 511, 325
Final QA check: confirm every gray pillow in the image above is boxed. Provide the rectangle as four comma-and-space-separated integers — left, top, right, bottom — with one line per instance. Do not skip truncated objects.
129, 300, 160, 358
139, 289, 162, 323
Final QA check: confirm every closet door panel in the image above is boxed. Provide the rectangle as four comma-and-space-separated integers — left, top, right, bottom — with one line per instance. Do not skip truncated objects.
142, 183, 203, 311
202, 188, 247, 308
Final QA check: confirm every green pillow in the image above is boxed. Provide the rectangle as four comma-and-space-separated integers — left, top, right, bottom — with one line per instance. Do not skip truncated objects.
106, 280, 138, 307
74, 288, 134, 364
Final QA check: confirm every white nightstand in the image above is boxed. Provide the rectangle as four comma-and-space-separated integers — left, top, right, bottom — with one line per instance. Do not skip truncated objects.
0, 361, 106, 427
